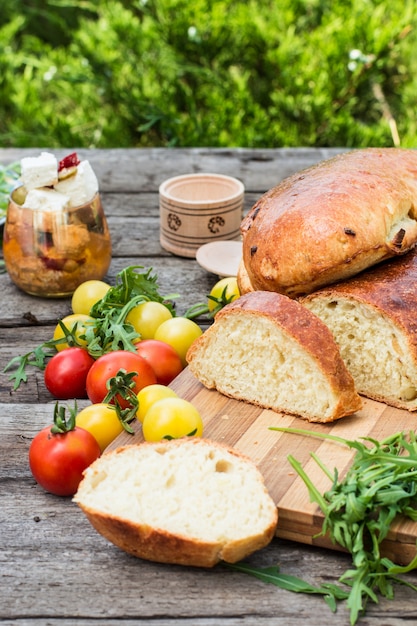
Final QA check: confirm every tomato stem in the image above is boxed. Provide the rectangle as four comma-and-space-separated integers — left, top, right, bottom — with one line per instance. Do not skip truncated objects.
50, 402, 78, 434
103, 369, 139, 433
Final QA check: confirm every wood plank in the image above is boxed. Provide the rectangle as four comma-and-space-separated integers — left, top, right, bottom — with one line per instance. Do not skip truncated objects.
0, 256, 217, 329
107, 369, 417, 566
0, 147, 348, 193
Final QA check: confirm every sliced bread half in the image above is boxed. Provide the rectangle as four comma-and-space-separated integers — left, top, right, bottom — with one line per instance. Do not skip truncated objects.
186, 291, 362, 423
301, 249, 417, 411
74, 438, 278, 568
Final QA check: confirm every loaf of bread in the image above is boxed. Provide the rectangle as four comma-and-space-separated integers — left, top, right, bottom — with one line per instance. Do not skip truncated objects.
239, 148, 417, 298
301, 248, 417, 411
74, 438, 278, 568
186, 291, 362, 422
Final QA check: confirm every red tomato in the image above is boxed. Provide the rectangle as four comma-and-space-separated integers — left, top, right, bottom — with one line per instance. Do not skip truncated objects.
29, 426, 100, 496
44, 347, 95, 399
136, 339, 183, 385
86, 350, 157, 407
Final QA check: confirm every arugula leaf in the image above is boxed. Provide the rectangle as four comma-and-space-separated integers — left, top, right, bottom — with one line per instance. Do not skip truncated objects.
4, 264, 230, 390
226, 562, 349, 612
90, 265, 179, 318
3, 344, 56, 390
3, 266, 180, 390
86, 296, 143, 357
262, 426, 417, 625
184, 284, 238, 319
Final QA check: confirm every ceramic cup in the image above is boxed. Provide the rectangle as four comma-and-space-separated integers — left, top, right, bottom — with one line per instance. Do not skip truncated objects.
159, 173, 244, 258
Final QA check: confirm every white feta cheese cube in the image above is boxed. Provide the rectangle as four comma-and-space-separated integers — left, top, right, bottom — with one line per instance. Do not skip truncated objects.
54, 160, 99, 207
21, 152, 58, 190
22, 188, 70, 212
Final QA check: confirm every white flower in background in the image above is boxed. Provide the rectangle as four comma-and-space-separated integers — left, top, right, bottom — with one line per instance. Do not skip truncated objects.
188, 26, 200, 42
349, 49, 362, 61
43, 65, 57, 81
348, 49, 376, 71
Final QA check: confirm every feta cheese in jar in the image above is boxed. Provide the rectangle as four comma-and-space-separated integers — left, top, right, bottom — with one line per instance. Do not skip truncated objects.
3, 153, 112, 298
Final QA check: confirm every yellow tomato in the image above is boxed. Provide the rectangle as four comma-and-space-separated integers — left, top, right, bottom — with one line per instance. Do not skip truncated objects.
53, 313, 96, 351
71, 280, 110, 315
75, 403, 123, 452
126, 301, 173, 339
208, 276, 240, 312
154, 317, 202, 367
136, 384, 178, 423
142, 397, 203, 442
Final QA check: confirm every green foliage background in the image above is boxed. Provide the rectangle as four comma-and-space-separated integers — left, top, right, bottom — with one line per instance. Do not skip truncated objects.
1, 0, 416, 148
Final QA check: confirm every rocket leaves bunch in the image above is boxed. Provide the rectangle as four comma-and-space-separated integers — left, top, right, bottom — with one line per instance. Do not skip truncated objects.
230, 427, 417, 625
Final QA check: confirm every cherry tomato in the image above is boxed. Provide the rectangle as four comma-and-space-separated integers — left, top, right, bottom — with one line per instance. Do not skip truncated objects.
136, 384, 178, 423
29, 425, 100, 496
86, 350, 157, 407
208, 276, 240, 312
71, 280, 110, 315
44, 347, 95, 399
53, 313, 96, 351
75, 403, 123, 452
126, 301, 173, 339
135, 339, 183, 385
154, 317, 202, 367
142, 397, 203, 442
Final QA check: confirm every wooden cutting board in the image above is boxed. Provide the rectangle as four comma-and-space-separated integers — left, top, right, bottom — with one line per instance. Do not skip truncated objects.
107, 367, 417, 565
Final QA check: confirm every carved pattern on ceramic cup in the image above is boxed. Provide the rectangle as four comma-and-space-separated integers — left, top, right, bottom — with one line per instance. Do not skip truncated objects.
167, 213, 182, 231
208, 216, 225, 234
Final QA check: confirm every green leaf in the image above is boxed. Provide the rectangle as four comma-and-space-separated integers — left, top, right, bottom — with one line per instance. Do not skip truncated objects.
226, 562, 349, 608
102, 369, 139, 433
50, 401, 77, 434
4, 265, 186, 390
265, 427, 417, 624
3, 345, 55, 390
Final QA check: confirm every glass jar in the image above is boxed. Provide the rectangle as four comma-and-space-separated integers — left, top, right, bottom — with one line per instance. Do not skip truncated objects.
3, 186, 112, 297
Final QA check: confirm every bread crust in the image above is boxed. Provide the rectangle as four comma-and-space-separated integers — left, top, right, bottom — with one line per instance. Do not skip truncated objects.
241, 148, 417, 297
237, 258, 254, 294
74, 438, 278, 568
187, 291, 362, 422
301, 248, 417, 409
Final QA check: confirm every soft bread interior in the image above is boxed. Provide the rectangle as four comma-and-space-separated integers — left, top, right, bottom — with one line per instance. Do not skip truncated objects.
387, 212, 417, 249
187, 313, 352, 422
74, 439, 278, 566
303, 296, 417, 409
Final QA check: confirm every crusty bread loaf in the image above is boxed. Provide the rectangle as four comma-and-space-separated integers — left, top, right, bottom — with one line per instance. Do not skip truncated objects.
240, 148, 417, 298
301, 248, 417, 411
74, 438, 278, 568
186, 291, 362, 422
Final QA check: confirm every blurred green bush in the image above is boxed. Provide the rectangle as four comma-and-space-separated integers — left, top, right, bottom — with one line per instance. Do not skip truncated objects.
1, 0, 416, 148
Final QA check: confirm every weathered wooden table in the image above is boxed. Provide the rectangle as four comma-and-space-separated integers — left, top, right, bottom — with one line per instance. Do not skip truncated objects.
1, 147, 416, 626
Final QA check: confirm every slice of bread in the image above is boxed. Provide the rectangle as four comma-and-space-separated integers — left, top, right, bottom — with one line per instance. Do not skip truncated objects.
301, 249, 417, 411
74, 438, 278, 568
186, 291, 362, 423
